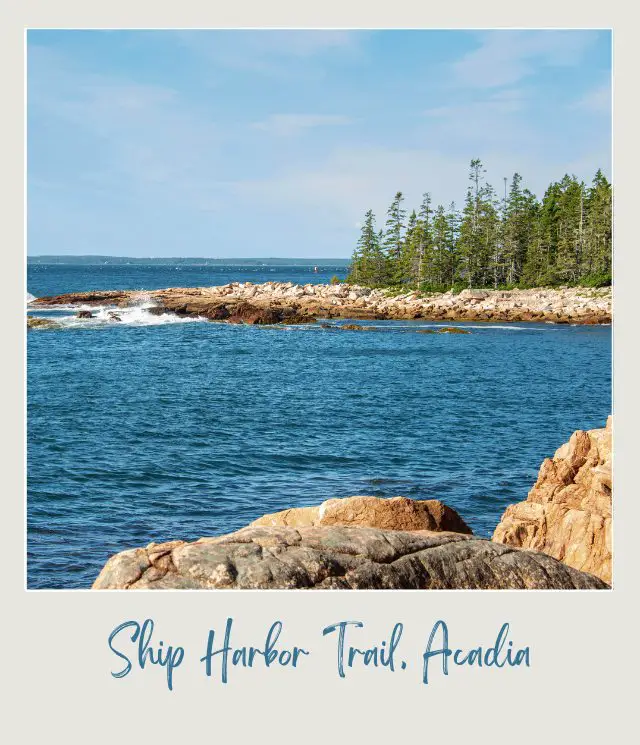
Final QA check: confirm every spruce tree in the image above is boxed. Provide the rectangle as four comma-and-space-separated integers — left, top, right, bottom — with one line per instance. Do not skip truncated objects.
398, 210, 418, 286
458, 159, 486, 287
348, 209, 378, 285
554, 175, 585, 284
583, 170, 612, 283
416, 193, 434, 287
348, 162, 611, 291
383, 192, 407, 282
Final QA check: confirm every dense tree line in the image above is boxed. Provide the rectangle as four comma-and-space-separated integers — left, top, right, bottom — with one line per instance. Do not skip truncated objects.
348, 159, 612, 290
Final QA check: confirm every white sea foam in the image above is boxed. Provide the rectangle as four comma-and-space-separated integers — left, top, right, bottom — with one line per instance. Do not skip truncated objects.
48, 302, 207, 328
26, 292, 37, 304
438, 324, 553, 332
285, 322, 556, 332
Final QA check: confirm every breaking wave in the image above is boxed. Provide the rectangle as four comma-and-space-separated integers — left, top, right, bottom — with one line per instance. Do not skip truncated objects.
33, 301, 207, 328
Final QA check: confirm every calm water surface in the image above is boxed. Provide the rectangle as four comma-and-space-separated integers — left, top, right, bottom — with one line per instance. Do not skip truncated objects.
27, 263, 611, 588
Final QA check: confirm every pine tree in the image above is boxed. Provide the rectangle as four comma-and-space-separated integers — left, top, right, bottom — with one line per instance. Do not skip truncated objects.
349, 162, 611, 291
416, 193, 434, 287
458, 159, 487, 287
348, 209, 384, 286
554, 175, 585, 284
432, 205, 450, 289
525, 180, 562, 285
383, 192, 407, 282
502, 174, 540, 286
583, 170, 612, 283
477, 182, 500, 287
398, 210, 418, 286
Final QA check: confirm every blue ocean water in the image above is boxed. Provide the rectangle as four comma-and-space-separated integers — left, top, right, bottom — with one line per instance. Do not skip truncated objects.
27, 262, 611, 589
27, 260, 350, 298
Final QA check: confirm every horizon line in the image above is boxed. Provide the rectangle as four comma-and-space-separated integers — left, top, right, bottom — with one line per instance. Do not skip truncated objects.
27, 255, 352, 260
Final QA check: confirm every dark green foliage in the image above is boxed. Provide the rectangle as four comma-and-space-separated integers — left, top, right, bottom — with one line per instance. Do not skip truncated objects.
348, 159, 612, 291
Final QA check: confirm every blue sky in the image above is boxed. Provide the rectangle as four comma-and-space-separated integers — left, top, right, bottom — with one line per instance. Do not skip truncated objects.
27, 30, 611, 258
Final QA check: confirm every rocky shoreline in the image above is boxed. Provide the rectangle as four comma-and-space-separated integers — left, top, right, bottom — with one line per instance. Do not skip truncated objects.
93, 421, 612, 590
31, 282, 611, 325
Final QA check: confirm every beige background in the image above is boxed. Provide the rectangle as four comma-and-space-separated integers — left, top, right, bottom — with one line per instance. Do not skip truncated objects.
4, 2, 637, 742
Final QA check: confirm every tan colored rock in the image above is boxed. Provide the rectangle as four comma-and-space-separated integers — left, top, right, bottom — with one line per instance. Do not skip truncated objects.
493, 417, 612, 583
250, 495, 473, 534
437, 326, 471, 334
32, 284, 612, 325
92, 526, 608, 590
27, 316, 60, 330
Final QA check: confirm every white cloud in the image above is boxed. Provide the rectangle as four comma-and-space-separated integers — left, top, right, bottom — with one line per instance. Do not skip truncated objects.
233, 148, 476, 223
424, 88, 526, 119
173, 30, 363, 77
572, 83, 611, 114
28, 46, 227, 212
27, 32, 611, 257
232, 144, 610, 229
422, 89, 535, 150
239, 30, 359, 57
251, 113, 352, 136
451, 31, 597, 88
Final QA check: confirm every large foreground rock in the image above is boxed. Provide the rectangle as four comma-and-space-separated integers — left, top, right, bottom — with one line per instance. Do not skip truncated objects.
92, 525, 608, 589
493, 418, 612, 583
251, 495, 472, 534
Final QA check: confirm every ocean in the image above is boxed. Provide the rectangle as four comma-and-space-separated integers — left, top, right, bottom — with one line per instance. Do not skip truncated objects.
27, 261, 612, 589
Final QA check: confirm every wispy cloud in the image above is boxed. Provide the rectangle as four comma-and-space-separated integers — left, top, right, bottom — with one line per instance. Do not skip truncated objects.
27, 30, 611, 257
572, 83, 611, 114
174, 30, 363, 77
28, 45, 226, 212
251, 113, 352, 136
422, 89, 533, 149
451, 31, 596, 88
233, 138, 611, 228
425, 88, 526, 118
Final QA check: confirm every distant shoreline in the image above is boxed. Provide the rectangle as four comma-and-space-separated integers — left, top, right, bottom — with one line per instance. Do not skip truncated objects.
27, 256, 352, 266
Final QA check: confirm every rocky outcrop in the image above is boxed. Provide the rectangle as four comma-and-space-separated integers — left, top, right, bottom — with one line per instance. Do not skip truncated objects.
27, 316, 60, 330
251, 495, 472, 534
340, 323, 374, 331
226, 302, 314, 325
493, 418, 612, 583
33, 283, 612, 325
92, 525, 608, 589
437, 327, 471, 334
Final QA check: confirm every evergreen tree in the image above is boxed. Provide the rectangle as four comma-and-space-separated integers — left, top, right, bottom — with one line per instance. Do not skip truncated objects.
383, 192, 407, 282
445, 203, 461, 288
398, 210, 418, 286
583, 170, 612, 283
554, 175, 585, 284
348, 209, 374, 284
432, 205, 451, 288
502, 174, 540, 286
347, 162, 611, 291
477, 182, 500, 287
416, 193, 434, 287
458, 160, 486, 286
523, 180, 562, 285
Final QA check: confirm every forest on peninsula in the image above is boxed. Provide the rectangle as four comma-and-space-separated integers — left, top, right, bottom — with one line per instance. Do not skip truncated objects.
347, 159, 612, 290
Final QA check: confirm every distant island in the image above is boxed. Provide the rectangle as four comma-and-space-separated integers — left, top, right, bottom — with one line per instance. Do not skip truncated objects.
27, 256, 351, 267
